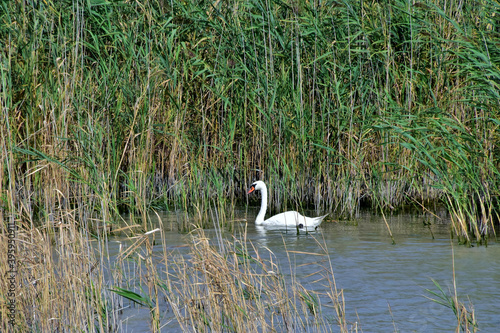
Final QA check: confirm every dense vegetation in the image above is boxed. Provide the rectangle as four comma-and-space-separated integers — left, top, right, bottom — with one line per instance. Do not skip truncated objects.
1, 0, 497, 331
2, 0, 500, 241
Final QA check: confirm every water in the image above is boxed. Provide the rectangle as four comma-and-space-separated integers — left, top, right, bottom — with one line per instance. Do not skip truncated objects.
112, 210, 500, 332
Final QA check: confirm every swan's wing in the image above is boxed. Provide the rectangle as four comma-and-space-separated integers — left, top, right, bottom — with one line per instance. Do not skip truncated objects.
263, 211, 303, 227
263, 212, 328, 230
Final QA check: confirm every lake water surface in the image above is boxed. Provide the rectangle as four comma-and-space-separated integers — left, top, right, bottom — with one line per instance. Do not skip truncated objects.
112, 209, 500, 332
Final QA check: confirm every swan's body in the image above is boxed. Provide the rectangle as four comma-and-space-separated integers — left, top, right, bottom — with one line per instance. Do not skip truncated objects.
247, 181, 327, 230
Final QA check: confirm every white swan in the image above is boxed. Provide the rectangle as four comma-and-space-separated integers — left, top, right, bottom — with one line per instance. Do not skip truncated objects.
247, 181, 328, 230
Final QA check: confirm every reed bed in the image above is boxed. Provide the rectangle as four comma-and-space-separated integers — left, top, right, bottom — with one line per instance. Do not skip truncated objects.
2, 0, 500, 241
4, 0, 496, 329
157, 226, 353, 332
1, 209, 360, 332
0, 216, 120, 331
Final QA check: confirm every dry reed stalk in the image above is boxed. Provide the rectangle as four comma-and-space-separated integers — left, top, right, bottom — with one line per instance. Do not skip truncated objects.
0, 217, 120, 332
158, 227, 357, 332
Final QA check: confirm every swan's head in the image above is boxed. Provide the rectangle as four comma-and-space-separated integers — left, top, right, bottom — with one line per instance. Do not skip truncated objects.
247, 180, 266, 194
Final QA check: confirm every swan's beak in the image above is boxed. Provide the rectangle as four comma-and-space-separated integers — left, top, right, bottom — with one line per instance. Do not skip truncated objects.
247, 185, 255, 194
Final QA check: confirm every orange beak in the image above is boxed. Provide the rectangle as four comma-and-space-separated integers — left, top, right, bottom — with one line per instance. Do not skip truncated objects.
247, 186, 255, 194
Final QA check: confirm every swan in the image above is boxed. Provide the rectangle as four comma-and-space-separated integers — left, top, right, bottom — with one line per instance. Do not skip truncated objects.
247, 181, 328, 230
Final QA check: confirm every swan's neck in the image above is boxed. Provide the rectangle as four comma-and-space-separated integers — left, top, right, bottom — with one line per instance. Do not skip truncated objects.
256, 186, 268, 225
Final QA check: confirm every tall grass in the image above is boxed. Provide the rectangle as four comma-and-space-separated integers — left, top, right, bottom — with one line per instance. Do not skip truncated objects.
156, 227, 353, 332
1, 209, 356, 331
425, 244, 478, 332
0, 218, 119, 331
1, 0, 499, 237
3, 1, 499, 330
